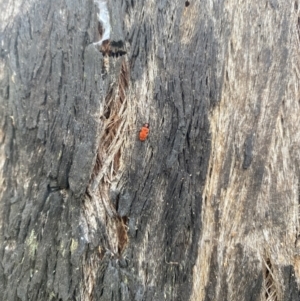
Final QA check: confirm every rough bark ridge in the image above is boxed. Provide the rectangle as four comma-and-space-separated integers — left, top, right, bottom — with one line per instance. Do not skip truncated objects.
0, 0, 103, 300
0, 0, 300, 301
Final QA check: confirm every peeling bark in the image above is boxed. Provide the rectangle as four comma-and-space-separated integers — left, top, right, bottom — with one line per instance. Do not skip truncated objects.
0, 0, 300, 300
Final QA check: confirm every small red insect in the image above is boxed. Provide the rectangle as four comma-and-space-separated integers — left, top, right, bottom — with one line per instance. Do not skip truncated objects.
139, 123, 149, 141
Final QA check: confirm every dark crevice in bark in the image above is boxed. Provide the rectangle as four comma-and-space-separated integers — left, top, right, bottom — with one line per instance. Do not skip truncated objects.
263, 257, 279, 301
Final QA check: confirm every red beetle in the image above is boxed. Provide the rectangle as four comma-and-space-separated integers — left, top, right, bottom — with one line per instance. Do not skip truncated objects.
139, 123, 149, 141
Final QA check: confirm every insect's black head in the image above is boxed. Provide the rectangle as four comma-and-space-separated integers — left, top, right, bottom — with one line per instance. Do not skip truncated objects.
144, 123, 149, 128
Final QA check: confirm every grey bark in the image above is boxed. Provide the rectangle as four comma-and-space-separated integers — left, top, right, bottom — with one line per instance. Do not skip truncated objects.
0, 0, 299, 301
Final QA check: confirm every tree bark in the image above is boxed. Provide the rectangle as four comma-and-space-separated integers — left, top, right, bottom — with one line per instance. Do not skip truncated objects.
0, 0, 300, 300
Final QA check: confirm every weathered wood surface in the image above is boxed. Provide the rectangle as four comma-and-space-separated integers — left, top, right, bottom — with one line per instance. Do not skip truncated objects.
0, 0, 299, 300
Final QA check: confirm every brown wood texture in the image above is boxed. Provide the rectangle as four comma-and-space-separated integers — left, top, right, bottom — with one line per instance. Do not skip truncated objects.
0, 0, 300, 300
